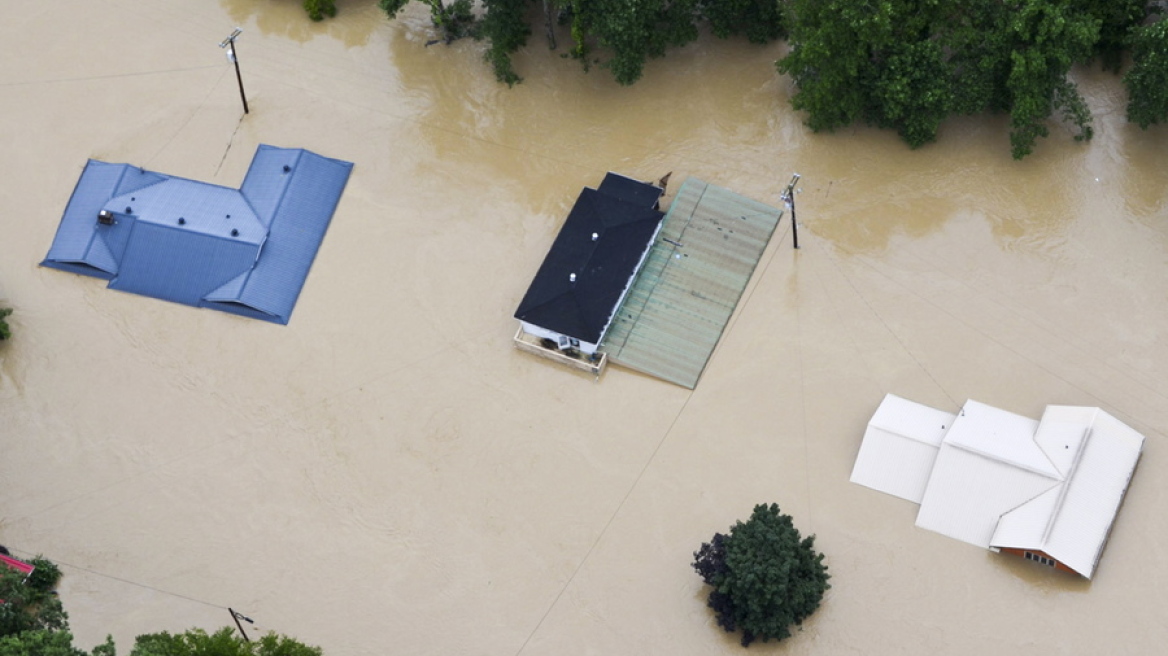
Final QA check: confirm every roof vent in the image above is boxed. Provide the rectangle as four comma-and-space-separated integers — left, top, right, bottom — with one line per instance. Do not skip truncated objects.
230, 228, 239, 237
591, 232, 599, 241
97, 210, 115, 226
178, 217, 186, 225
569, 273, 577, 282
125, 206, 133, 214
283, 165, 291, 173
226, 214, 231, 219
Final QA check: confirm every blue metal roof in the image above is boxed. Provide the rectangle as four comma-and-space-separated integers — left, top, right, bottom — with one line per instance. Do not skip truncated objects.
42, 145, 353, 324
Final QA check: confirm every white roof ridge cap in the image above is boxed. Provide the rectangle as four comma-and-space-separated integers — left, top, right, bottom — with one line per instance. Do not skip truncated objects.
1041, 426, 1093, 543
945, 440, 1064, 480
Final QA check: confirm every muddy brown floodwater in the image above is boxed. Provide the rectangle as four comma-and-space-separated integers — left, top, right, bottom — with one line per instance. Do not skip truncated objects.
1, 1, 1166, 654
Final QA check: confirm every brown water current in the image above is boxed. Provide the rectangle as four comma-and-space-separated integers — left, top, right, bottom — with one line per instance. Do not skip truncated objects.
1, 1, 1167, 654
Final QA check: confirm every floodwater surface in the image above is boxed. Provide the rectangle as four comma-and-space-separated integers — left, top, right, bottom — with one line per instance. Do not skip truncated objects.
1, 1, 1166, 655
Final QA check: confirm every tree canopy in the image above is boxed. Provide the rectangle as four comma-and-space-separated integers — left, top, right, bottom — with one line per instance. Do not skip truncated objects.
778, 1, 1164, 158
377, 0, 786, 85
0, 557, 68, 637
319, 1, 1168, 157
302, 1, 337, 22
0, 630, 113, 656
1, 554, 320, 656
692, 503, 830, 647
1125, 17, 1168, 128
129, 628, 322, 656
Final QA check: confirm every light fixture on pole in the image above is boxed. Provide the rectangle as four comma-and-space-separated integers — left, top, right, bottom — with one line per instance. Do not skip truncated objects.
228, 607, 253, 642
219, 28, 249, 115
781, 173, 801, 249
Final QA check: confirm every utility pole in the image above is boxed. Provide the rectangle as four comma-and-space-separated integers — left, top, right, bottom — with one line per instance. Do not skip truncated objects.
781, 173, 801, 249
219, 28, 249, 115
228, 608, 253, 642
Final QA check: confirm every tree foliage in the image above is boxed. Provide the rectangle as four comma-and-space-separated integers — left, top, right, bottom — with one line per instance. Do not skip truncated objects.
0, 308, 11, 341
380, 0, 477, 42
2, 554, 317, 656
378, 0, 785, 85
302, 0, 337, 22
0, 558, 69, 637
129, 628, 322, 656
778, 0, 1166, 159
1125, 17, 1168, 129
692, 503, 829, 647
0, 630, 116, 656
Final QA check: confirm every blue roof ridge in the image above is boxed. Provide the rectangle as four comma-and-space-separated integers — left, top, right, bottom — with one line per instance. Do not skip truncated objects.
233, 148, 306, 304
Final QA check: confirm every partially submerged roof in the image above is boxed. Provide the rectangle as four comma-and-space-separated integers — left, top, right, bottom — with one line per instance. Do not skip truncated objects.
41, 145, 353, 324
599, 178, 783, 389
851, 395, 1145, 579
514, 175, 664, 344
0, 553, 34, 576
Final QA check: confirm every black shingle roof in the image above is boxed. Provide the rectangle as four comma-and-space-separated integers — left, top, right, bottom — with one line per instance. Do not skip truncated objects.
514, 176, 664, 344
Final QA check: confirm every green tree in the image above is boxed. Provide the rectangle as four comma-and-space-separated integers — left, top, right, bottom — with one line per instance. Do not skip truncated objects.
0, 308, 12, 341
701, 0, 786, 44
0, 630, 112, 656
1125, 18, 1168, 129
1000, 0, 1099, 159
129, 628, 322, 656
0, 558, 69, 637
380, 0, 477, 43
480, 0, 533, 86
1075, 0, 1146, 71
379, 0, 785, 85
302, 0, 337, 22
779, 0, 1112, 159
692, 503, 830, 647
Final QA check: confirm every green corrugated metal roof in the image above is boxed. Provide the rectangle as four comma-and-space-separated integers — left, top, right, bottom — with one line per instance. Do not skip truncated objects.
599, 178, 782, 388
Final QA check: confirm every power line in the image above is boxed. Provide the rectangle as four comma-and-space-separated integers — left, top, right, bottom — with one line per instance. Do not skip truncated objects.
5, 546, 226, 610
0, 64, 222, 87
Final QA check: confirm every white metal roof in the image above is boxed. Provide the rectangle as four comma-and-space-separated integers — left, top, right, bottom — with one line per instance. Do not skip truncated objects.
851, 396, 1145, 579
989, 406, 1145, 578
940, 400, 1055, 477
850, 394, 955, 503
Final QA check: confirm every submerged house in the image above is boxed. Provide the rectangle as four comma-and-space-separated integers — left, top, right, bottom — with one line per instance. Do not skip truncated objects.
851, 394, 1145, 579
41, 145, 353, 325
513, 173, 665, 367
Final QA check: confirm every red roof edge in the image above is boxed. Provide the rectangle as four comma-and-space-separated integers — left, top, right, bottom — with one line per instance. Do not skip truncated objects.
0, 553, 35, 575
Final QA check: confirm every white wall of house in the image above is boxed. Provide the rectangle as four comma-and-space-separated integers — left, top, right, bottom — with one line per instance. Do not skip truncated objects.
519, 321, 599, 355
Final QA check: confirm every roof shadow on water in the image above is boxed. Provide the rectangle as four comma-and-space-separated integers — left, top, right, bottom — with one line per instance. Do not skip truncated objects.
219, 0, 381, 47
